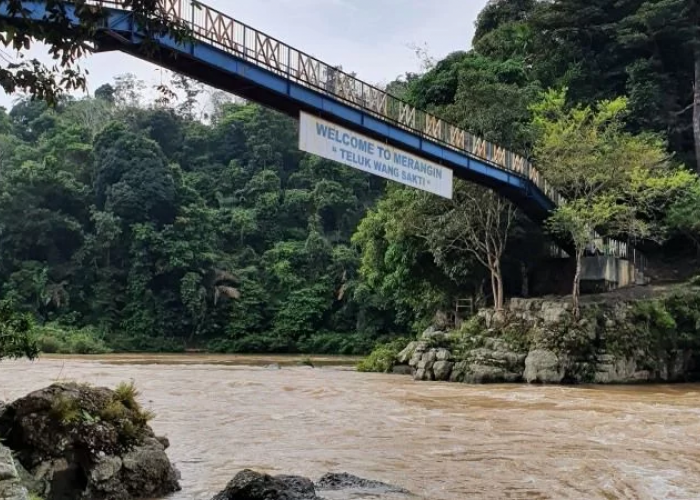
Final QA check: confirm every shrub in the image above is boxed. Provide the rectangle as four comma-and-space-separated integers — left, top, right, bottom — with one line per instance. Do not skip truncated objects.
37, 335, 62, 354
34, 324, 111, 355
357, 338, 409, 373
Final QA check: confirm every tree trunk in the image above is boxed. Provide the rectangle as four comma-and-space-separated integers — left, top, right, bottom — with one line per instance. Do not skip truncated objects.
694, 44, 700, 174
572, 249, 584, 318
492, 260, 505, 311
496, 274, 504, 311
489, 268, 499, 311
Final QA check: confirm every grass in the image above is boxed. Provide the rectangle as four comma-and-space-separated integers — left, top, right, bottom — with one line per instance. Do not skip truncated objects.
99, 400, 127, 421
114, 381, 140, 410
49, 394, 80, 425
111, 380, 155, 426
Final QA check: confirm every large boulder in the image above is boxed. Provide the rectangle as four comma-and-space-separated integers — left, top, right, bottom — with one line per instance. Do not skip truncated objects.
524, 349, 567, 383
432, 361, 454, 381
0, 383, 180, 500
211, 469, 320, 500
421, 326, 448, 342
396, 341, 420, 365
0, 444, 28, 500
407, 342, 428, 368
463, 365, 521, 384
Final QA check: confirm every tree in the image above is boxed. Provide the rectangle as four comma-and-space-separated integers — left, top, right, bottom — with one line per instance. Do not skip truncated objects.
665, 179, 700, 255
616, 0, 700, 172
532, 89, 694, 315
473, 0, 537, 47
352, 187, 457, 333
403, 183, 516, 311
529, 0, 700, 171
0, 0, 191, 104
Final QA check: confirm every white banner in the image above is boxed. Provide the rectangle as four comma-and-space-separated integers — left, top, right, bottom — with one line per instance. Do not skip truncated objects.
299, 112, 453, 199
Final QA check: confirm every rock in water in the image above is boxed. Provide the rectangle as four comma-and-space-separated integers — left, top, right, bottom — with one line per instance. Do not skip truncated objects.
316, 472, 410, 494
0, 382, 180, 500
211, 469, 320, 500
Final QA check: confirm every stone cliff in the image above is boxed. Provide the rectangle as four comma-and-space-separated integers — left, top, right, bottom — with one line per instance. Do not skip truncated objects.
388, 285, 700, 384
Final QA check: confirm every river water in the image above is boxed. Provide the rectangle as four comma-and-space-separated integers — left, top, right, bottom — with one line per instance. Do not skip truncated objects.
1, 355, 700, 500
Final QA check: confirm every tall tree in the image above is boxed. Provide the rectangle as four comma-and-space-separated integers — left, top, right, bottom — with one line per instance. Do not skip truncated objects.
533, 89, 694, 314
402, 183, 516, 311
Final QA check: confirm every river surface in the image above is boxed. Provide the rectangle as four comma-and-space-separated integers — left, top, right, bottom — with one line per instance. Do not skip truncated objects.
1, 355, 700, 500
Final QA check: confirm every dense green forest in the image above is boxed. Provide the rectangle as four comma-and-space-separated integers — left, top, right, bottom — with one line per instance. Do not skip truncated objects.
0, 88, 394, 354
1, 0, 699, 355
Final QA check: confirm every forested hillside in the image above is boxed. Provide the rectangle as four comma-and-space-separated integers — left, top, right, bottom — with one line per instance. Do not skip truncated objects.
0, 84, 394, 353
1, 0, 699, 356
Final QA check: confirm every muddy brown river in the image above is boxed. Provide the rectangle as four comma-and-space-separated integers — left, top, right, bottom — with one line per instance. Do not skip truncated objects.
1, 355, 700, 500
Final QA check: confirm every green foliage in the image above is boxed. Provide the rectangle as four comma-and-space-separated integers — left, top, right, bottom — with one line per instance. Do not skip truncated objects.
0, 0, 191, 105
109, 381, 155, 431
50, 395, 80, 425
0, 91, 384, 354
666, 179, 700, 251
99, 400, 127, 421
529, 0, 698, 169
35, 324, 110, 354
356, 338, 410, 373
0, 302, 38, 360
533, 89, 694, 312
113, 381, 140, 410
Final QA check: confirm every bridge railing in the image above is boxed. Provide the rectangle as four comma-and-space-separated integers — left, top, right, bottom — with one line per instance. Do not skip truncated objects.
85, 0, 563, 205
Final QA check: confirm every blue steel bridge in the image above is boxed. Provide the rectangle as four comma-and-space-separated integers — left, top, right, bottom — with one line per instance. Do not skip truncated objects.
0, 0, 635, 264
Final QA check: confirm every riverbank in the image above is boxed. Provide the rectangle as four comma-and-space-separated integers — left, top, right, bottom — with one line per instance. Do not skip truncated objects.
363, 283, 700, 384
38, 353, 361, 367
1, 356, 700, 499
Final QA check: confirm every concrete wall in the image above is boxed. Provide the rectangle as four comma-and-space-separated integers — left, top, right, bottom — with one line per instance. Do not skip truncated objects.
531, 256, 644, 296
580, 256, 637, 288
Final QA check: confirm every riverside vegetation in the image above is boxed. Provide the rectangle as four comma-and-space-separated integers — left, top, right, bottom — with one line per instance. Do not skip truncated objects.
2, 0, 700, 359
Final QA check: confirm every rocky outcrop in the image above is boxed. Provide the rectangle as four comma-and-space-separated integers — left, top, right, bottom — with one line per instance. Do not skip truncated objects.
0, 444, 28, 500
385, 290, 700, 385
0, 382, 180, 500
211, 470, 412, 500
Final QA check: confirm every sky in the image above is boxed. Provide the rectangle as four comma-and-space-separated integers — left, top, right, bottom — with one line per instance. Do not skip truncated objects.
0, 0, 489, 109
